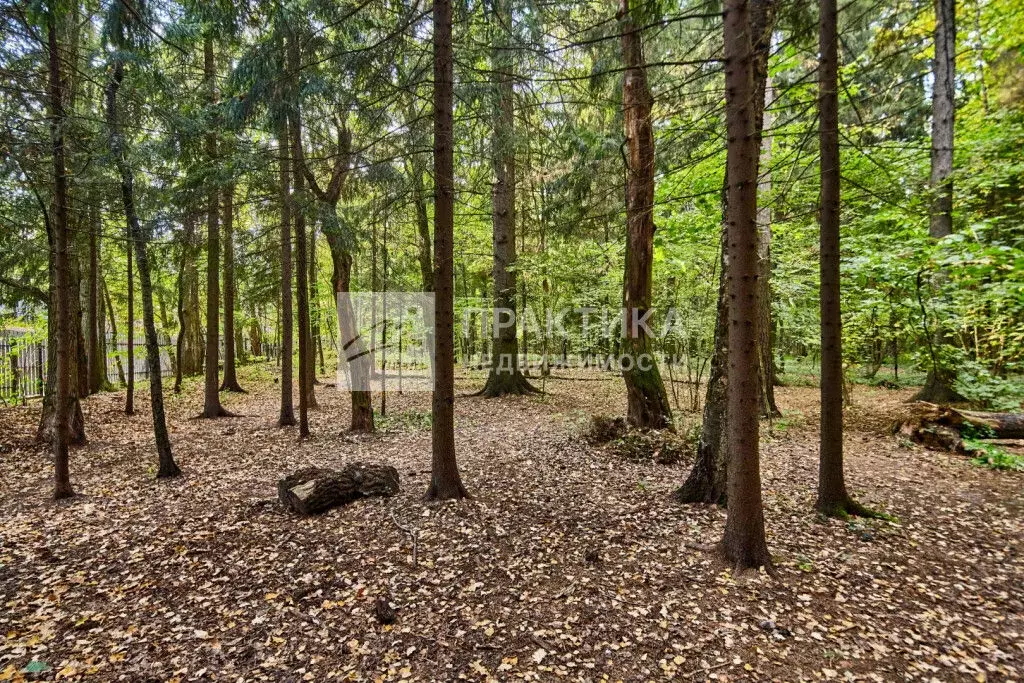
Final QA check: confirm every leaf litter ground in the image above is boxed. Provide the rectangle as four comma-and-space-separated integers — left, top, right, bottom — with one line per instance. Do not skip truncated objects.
1, 367, 1021, 682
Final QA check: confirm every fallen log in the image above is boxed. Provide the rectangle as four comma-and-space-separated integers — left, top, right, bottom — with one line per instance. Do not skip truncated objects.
278, 462, 400, 515
896, 402, 1024, 453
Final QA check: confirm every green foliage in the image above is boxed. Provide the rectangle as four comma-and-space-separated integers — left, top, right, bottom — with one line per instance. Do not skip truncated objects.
968, 442, 1024, 471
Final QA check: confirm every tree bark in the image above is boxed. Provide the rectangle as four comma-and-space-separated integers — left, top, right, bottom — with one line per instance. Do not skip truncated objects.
914, 0, 960, 402
482, 0, 536, 398
106, 58, 180, 479
287, 32, 313, 436
675, 233, 728, 505
87, 204, 102, 394
277, 95, 296, 427
618, 0, 672, 429
201, 34, 228, 418
103, 276, 126, 385
815, 0, 858, 516
426, 0, 469, 501
220, 181, 244, 392
677, 0, 776, 505
752, 10, 780, 417
175, 213, 202, 391
125, 233, 135, 415
47, 10, 74, 499
720, 0, 771, 570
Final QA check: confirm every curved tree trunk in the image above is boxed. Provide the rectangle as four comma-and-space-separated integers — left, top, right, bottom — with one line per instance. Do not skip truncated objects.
107, 58, 180, 479
618, 0, 672, 430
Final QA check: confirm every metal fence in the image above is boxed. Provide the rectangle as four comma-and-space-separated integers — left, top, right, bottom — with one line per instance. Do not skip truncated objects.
0, 333, 272, 402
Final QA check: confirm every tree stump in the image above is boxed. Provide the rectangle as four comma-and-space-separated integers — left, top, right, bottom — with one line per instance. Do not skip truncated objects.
278, 463, 400, 515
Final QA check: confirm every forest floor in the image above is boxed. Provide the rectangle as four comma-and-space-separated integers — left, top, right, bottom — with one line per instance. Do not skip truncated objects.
0, 366, 1021, 682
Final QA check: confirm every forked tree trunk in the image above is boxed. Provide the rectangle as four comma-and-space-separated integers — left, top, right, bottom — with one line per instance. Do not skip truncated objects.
426, 0, 468, 501
482, 0, 536, 398
914, 0, 961, 403
201, 34, 228, 419
618, 0, 672, 429
175, 213, 202, 391
106, 58, 180, 479
220, 181, 244, 392
47, 10, 74, 499
720, 0, 771, 570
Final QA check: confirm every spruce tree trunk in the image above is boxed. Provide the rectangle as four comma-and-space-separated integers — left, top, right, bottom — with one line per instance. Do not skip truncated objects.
618, 0, 672, 429
751, 8, 780, 418
482, 0, 535, 398
675, 234, 728, 504
426, 0, 468, 501
277, 93, 296, 427
914, 0, 961, 403
87, 205, 102, 394
47, 10, 74, 499
106, 59, 180, 478
288, 32, 312, 437
720, 0, 771, 570
125, 209, 135, 415
220, 182, 244, 392
677, 0, 777, 505
201, 34, 228, 418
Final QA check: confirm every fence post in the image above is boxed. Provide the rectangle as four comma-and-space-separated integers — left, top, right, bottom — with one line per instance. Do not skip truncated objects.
9, 346, 20, 405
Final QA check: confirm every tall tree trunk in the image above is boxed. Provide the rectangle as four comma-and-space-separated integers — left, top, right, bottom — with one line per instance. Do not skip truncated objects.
201, 35, 228, 418
914, 0, 961, 403
754, 34, 780, 417
676, 0, 776, 505
220, 181, 244, 392
47, 9, 74, 499
174, 213, 202, 390
482, 0, 536, 398
103, 276, 125, 385
106, 58, 180, 478
426, 0, 468, 501
675, 233, 728, 504
277, 93, 296, 427
288, 32, 311, 437
125, 214, 135, 415
87, 204, 101, 394
815, 0, 872, 517
720, 0, 771, 570
618, 0, 672, 429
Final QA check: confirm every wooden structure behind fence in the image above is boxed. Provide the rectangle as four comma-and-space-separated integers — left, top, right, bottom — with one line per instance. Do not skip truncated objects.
1, 333, 273, 402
